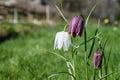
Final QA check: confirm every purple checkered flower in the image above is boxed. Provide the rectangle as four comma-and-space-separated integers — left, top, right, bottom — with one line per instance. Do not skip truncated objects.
68, 16, 84, 38
93, 52, 102, 68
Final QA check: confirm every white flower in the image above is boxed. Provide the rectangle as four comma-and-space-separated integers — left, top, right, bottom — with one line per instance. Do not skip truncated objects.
54, 31, 71, 51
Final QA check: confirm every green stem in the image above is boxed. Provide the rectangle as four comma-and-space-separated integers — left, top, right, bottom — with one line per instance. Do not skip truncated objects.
71, 37, 76, 80
105, 66, 108, 80
93, 69, 96, 80
72, 56, 75, 78
72, 48, 76, 80
84, 26, 88, 80
63, 24, 69, 31
85, 51, 88, 80
99, 69, 102, 79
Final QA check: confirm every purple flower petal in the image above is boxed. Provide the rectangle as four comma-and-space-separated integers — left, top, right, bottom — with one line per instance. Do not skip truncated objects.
93, 52, 102, 68
68, 16, 84, 38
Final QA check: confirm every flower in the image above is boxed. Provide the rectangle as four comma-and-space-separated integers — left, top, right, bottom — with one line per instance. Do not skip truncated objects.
93, 52, 102, 68
68, 16, 84, 38
54, 31, 71, 51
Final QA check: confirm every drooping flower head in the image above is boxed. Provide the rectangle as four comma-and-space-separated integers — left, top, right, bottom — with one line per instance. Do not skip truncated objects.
93, 52, 102, 68
68, 16, 84, 38
54, 31, 71, 51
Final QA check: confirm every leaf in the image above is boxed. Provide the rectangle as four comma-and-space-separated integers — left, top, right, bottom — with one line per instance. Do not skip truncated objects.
101, 39, 108, 65
47, 72, 76, 80
87, 20, 100, 60
107, 46, 112, 67
88, 29, 98, 59
54, 5, 68, 23
48, 51, 74, 79
99, 70, 120, 80
85, 4, 97, 27
48, 51, 67, 61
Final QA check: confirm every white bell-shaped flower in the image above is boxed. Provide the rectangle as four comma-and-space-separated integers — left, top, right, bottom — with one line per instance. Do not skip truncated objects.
54, 31, 71, 51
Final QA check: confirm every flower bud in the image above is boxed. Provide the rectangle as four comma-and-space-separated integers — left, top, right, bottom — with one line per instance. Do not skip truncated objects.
68, 16, 84, 38
93, 52, 102, 68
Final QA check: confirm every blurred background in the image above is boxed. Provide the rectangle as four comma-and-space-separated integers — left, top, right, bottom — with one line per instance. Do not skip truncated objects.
0, 0, 120, 40
0, 0, 120, 23
0, 0, 120, 80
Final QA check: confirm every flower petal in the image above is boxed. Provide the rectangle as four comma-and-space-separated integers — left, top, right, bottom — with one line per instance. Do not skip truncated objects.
54, 31, 71, 51
63, 32, 71, 51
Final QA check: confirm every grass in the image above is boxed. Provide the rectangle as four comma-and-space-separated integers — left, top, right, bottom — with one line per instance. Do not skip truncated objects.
0, 22, 120, 80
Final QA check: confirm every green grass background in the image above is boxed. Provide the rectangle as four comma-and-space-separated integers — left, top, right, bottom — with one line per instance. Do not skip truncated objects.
0, 23, 120, 80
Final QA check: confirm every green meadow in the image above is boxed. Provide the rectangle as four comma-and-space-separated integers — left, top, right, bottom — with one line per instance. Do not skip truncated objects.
0, 22, 120, 80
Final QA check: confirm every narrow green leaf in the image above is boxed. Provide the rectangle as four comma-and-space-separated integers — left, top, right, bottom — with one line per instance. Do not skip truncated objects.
100, 39, 108, 80
101, 39, 108, 65
54, 5, 68, 23
48, 51, 74, 79
47, 72, 76, 80
76, 36, 95, 49
87, 20, 100, 60
93, 69, 96, 80
66, 61, 73, 75
85, 4, 97, 27
88, 29, 98, 59
48, 51, 67, 61
107, 46, 112, 67
99, 70, 120, 80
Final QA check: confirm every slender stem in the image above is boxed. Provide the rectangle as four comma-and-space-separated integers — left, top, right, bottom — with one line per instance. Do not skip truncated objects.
105, 66, 108, 80
84, 27, 87, 51
99, 69, 102, 79
84, 26, 88, 80
100, 58, 103, 78
63, 24, 69, 31
71, 37, 76, 80
72, 55, 75, 78
85, 51, 88, 80
72, 47, 76, 80
93, 69, 96, 80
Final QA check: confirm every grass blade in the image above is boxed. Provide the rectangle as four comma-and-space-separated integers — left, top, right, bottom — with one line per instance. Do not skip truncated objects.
88, 29, 98, 59
85, 4, 97, 27
79, 36, 94, 47
107, 46, 112, 67
101, 39, 108, 65
100, 39, 108, 80
48, 51, 67, 61
47, 72, 76, 80
66, 61, 75, 80
88, 20, 100, 59
99, 70, 120, 80
93, 69, 96, 80
54, 5, 68, 23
